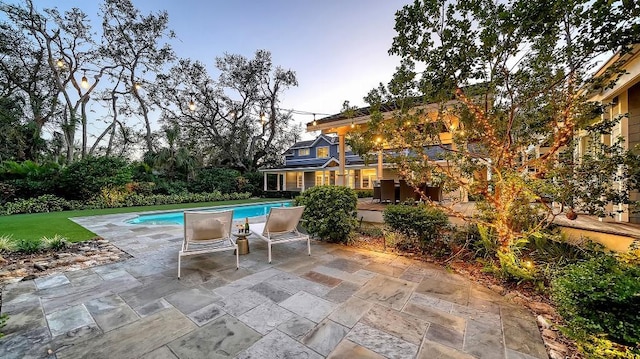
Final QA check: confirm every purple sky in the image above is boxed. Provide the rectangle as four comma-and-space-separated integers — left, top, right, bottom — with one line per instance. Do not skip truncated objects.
41, 0, 410, 130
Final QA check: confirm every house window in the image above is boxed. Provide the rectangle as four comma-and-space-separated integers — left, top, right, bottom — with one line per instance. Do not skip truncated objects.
315, 171, 328, 186
296, 173, 303, 188
316, 146, 329, 158
361, 169, 376, 189
298, 148, 310, 156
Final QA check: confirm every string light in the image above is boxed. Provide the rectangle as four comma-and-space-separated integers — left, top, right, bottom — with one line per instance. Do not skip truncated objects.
134, 82, 141, 90
312, 113, 317, 127
81, 70, 89, 89
56, 58, 64, 68
260, 111, 266, 124
188, 92, 196, 111
351, 121, 355, 128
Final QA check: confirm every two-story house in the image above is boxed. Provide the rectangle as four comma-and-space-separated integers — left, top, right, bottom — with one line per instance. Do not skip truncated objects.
260, 134, 392, 192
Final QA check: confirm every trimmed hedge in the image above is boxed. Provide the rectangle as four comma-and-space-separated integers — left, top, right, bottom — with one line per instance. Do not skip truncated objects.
294, 185, 358, 243
383, 204, 449, 244
1, 191, 251, 215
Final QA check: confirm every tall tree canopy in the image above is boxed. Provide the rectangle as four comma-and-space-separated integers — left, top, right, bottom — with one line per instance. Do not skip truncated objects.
353, 0, 640, 266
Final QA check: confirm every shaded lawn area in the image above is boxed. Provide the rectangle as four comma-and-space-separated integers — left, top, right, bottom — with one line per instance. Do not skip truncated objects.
0, 198, 282, 242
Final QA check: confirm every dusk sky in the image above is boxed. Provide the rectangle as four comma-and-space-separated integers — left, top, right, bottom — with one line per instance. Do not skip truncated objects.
41, 0, 412, 137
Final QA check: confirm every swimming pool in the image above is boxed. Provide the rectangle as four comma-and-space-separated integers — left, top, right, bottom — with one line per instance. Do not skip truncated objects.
126, 201, 292, 225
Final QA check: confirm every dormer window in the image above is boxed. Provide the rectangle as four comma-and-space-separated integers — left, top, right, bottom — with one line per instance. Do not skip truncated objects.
317, 146, 329, 158
298, 148, 310, 156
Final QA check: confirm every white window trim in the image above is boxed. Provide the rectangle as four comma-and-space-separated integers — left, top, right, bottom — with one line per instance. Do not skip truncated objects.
296, 173, 303, 188
298, 148, 310, 156
316, 146, 329, 158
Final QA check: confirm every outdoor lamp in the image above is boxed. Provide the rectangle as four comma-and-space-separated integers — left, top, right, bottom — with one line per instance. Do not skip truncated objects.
56, 58, 64, 68
312, 113, 317, 127
81, 70, 89, 89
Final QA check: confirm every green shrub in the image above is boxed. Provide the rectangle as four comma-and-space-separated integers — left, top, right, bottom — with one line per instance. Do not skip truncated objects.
354, 189, 374, 198
294, 185, 358, 243
551, 253, 640, 348
15, 237, 43, 254
58, 156, 132, 200
42, 235, 69, 251
0, 313, 8, 339
383, 204, 449, 244
153, 179, 188, 195
189, 168, 241, 194
243, 171, 264, 196
0, 234, 16, 252
2, 194, 71, 215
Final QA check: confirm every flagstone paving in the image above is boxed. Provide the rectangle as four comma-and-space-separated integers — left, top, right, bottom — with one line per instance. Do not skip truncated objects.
0, 212, 548, 358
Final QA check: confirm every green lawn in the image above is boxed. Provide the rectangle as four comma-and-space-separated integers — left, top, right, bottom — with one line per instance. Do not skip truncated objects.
0, 198, 282, 242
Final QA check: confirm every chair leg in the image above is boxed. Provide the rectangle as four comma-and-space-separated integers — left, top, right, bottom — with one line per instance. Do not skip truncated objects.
268, 242, 272, 264
177, 254, 181, 279
235, 245, 239, 269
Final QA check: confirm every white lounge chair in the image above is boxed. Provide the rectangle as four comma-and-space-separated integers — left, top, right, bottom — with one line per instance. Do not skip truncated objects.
250, 206, 310, 263
178, 210, 237, 278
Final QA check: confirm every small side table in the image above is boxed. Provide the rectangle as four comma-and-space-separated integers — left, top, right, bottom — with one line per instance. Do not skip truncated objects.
232, 232, 250, 255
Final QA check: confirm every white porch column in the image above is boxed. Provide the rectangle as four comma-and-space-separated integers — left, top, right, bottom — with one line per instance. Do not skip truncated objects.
276, 173, 280, 191
337, 132, 346, 186
282, 173, 287, 191
377, 150, 383, 180
301, 172, 305, 191
263, 172, 268, 191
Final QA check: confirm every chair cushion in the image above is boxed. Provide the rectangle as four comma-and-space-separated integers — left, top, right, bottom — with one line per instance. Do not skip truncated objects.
190, 219, 225, 240
267, 215, 290, 233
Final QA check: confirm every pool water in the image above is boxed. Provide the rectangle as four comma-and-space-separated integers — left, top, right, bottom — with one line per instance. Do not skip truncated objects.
126, 201, 292, 225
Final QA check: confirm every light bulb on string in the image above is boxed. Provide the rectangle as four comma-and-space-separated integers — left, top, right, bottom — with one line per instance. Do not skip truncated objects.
312, 113, 317, 127
80, 70, 89, 89
188, 92, 196, 111
56, 58, 64, 68
260, 111, 266, 125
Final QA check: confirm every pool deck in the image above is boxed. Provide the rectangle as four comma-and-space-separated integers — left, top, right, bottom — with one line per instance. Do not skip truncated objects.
0, 212, 548, 359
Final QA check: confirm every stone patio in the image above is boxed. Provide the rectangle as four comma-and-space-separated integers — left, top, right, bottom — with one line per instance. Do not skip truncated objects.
0, 212, 548, 358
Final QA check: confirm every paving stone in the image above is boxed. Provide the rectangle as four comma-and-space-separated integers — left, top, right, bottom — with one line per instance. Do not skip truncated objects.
507, 349, 542, 359
355, 275, 415, 310
41, 275, 141, 314
327, 339, 385, 359
276, 315, 316, 340
248, 282, 293, 303
134, 298, 173, 318
302, 270, 342, 287
502, 314, 548, 358
2, 280, 36, 302
168, 314, 260, 358
279, 291, 337, 323
212, 268, 282, 297
403, 301, 466, 333
468, 295, 501, 314
324, 281, 361, 303
464, 319, 506, 359
237, 329, 323, 359
364, 262, 406, 277
119, 275, 186, 308
46, 305, 95, 337
361, 304, 429, 345
238, 302, 295, 334
408, 292, 455, 313
2, 292, 41, 314
2, 305, 45, 336
215, 288, 270, 317
269, 271, 331, 297
84, 294, 138, 332
0, 327, 51, 359
177, 268, 220, 286
425, 322, 465, 349
187, 302, 226, 326
452, 303, 501, 324
56, 308, 195, 359
346, 322, 419, 358
64, 269, 99, 285
164, 287, 220, 314
328, 296, 373, 328
313, 265, 371, 286
35, 274, 70, 290
140, 346, 178, 359
324, 258, 364, 273
415, 278, 469, 306
302, 319, 349, 356
198, 276, 229, 291
400, 266, 427, 283
48, 324, 103, 355
417, 339, 476, 359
